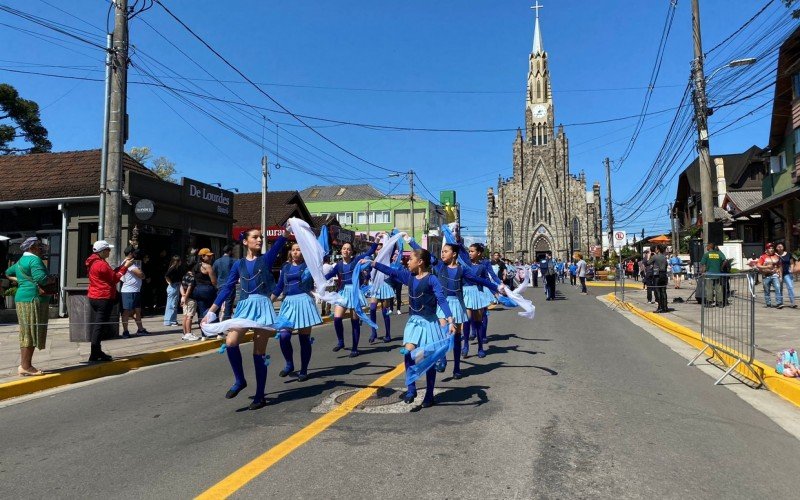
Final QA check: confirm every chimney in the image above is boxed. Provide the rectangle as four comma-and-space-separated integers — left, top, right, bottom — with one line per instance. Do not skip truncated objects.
715, 158, 726, 206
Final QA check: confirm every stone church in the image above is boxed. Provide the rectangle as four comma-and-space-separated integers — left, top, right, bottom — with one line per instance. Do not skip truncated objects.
486, 7, 602, 261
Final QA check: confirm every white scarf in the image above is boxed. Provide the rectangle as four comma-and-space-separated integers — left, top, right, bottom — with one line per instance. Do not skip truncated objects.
369, 232, 405, 295
288, 217, 346, 306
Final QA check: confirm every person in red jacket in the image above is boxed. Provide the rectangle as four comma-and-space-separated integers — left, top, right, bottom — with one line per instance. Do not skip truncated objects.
86, 240, 134, 362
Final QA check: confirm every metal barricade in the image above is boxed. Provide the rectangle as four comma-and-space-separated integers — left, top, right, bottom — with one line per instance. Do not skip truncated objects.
689, 271, 762, 387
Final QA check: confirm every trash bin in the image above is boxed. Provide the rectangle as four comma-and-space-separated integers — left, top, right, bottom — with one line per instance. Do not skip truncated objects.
64, 287, 119, 342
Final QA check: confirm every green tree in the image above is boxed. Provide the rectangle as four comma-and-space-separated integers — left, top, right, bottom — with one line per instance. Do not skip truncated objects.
127, 146, 178, 183
0, 83, 51, 155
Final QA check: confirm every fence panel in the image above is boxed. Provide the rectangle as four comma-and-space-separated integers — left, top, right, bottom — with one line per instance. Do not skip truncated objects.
689, 271, 762, 386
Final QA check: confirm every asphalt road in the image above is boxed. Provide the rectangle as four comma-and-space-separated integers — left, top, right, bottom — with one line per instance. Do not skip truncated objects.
1, 283, 798, 499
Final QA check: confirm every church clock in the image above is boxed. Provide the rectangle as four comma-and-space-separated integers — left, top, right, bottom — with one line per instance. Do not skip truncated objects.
532, 104, 547, 118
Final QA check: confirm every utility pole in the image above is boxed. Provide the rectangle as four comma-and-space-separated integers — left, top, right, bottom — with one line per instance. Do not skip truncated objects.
103, 0, 129, 265
366, 201, 371, 237
261, 154, 268, 254
98, 33, 113, 240
408, 170, 415, 241
669, 203, 677, 253
604, 157, 614, 254
691, 0, 714, 249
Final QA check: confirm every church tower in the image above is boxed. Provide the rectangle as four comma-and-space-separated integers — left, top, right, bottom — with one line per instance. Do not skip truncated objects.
487, 3, 600, 262
525, 2, 553, 147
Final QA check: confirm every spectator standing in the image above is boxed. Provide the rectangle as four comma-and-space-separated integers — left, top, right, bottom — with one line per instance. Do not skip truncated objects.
574, 252, 588, 294
180, 267, 199, 341
652, 245, 669, 313
541, 251, 557, 300
212, 245, 236, 321
699, 243, 726, 307
643, 248, 655, 303
530, 261, 540, 288
669, 253, 683, 289
120, 246, 147, 338
193, 248, 217, 335
775, 243, 796, 308
5, 237, 51, 376
491, 252, 507, 287
321, 256, 336, 316
163, 255, 183, 326
86, 240, 134, 361
757, 243, 783, 308
568, 260, 578, 286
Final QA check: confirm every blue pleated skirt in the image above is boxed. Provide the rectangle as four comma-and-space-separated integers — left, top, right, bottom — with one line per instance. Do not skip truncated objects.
233, 295, 277, 326
463, 285, 490, 310
403, 314, 446, 347
437, 295, 468, 323
371, 282, 396, 300
339, 283, 366, 309
278, 293, 322, 329
482, 287, 497, 305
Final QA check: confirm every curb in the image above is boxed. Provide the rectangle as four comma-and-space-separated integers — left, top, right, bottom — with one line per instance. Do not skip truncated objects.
606, 293, 800, 409
587, 282, 641, 289
0, 311, 351, 403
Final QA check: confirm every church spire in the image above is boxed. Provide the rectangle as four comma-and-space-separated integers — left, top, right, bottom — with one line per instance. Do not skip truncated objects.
532, 1, 544, 54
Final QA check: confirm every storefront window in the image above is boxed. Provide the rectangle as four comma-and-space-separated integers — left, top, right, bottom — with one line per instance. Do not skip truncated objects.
792, 73, 800, 99
77, 222, 98, 278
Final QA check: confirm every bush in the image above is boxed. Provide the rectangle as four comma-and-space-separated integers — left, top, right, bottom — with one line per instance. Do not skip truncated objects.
3, 286, 17, 297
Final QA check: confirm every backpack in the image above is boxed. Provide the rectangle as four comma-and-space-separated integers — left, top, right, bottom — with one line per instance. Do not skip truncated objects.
721, 259, 732, 274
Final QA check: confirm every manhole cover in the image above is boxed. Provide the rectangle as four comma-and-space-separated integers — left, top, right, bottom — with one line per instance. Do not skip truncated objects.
311, 387, 446, 414
334, 386, 400, 407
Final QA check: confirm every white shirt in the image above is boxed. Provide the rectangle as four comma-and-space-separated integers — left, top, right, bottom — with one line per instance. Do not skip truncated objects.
120, 261, 142, 293
577, 260, 587, 278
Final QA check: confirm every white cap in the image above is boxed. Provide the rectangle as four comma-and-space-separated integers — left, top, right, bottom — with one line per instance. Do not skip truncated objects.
93, 240, 113, 252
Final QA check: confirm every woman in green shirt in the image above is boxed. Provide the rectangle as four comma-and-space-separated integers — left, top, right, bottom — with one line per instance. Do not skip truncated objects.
5, 237, 51, 376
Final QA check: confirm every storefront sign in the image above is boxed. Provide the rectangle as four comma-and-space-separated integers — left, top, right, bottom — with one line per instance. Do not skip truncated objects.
232, 226, 294, 242
182, 178, 232, 216
333, 226, 355, 244
134, 199, 155, 221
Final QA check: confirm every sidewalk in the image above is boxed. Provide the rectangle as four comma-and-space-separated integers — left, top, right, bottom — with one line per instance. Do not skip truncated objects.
0, 314, 198, 382
613, 278, 798, 367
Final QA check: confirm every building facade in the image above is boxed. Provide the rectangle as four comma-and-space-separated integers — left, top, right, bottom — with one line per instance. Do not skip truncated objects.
0, 150, 235, 315
486, 9, 601, 261
737, 25, 800, 250
299, 184, 448, 253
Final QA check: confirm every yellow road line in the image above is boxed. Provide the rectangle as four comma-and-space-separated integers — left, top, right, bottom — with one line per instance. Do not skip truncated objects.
196, 362, 406, 499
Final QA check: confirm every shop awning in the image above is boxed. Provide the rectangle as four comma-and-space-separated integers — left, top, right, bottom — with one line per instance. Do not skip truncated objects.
737, 185, 800, 217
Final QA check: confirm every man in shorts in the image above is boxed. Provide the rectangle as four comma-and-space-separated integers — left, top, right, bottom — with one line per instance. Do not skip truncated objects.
180, 268, 199, 341
120, 246, 147, 338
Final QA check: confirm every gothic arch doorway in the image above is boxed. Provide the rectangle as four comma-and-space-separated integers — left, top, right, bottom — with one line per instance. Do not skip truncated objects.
532, 236, 551, 261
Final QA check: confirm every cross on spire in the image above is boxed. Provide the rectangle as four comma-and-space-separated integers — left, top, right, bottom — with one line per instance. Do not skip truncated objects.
531, 1, 543, 19
531, 2, 544, 54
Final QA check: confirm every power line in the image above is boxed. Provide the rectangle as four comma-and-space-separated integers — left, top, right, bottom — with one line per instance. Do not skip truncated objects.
153, 0, 401, 174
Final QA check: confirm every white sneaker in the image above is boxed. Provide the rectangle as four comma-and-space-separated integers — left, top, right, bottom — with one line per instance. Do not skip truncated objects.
182, 333, 200, 341
395, 309, 402, 315
216, 334, 226, 340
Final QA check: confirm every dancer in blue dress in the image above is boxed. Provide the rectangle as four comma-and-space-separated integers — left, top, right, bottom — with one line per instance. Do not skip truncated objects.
480, 255, 503, 344
324, 238, 380, 357
368, 240, 396, 344
457, 243, 493, 358
271, 242, 323, 382
368, 247, 456, 407
202, 228, 288, 411
408, 239, 503, 378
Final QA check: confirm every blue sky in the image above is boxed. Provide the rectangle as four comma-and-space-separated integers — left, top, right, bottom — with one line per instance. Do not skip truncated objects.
1, 1, 795, 239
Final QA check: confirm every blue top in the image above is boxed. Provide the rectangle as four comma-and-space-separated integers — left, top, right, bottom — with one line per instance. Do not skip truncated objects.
483, 259, 502, 284
436, 265, 498, 298
325, 243, 379, 285
373, 262, 452, 319
555, 262, 565, 273
669, 256, 683, 273
212, 254, 235, 287
569, 263, 578, 275
273, 262, 313, 297
213, 236, 287, 307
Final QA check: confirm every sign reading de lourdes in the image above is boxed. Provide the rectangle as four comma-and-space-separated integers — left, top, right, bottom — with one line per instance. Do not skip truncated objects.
181, 178, 233, 216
